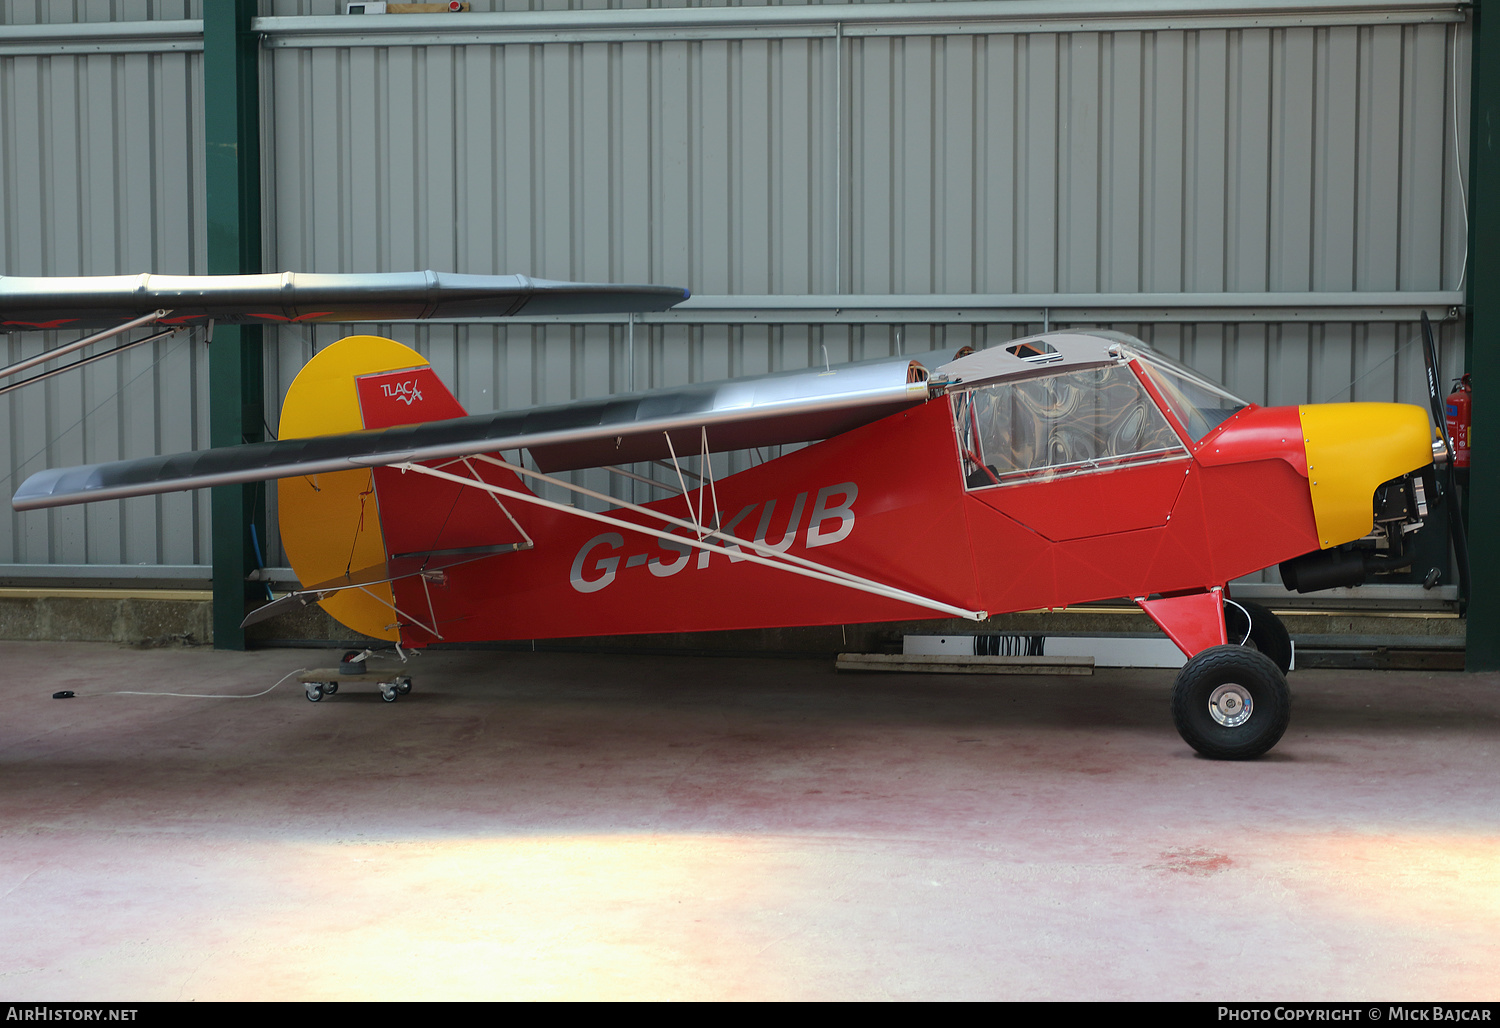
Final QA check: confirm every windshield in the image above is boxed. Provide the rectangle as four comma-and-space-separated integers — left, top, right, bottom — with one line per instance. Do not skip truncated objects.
953, 363, 1186, 487
1135, 353, 1251, 442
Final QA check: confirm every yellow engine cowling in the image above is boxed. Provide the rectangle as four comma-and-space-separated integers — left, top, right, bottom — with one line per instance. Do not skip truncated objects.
1298, 402, 1436, 549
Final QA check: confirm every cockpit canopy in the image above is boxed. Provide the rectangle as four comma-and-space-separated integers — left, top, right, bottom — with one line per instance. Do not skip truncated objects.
939, 331, 1251, 489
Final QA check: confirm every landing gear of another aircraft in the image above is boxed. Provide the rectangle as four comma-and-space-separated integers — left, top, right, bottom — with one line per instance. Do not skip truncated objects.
1224, 599, 1293, 675
1171, 645, 1291, 760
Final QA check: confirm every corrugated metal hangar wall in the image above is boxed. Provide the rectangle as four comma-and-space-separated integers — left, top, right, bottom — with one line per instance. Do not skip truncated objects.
0, 0, 1473, 609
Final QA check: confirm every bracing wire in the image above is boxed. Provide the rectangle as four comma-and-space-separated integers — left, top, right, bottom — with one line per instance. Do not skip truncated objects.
1321, 334, 1421, 403
1453, 20, 1470, 292
0, 331, 193, 491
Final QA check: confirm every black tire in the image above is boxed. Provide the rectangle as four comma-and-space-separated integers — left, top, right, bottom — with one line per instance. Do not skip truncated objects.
305, 685, 323, 703
339, 649, 365, 675
1224, 599, 1293, 675
323, 681, 338, 696
1171, 645, 1291, 760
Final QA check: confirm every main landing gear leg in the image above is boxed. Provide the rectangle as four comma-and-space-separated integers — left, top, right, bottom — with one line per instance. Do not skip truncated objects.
1137, 589, 1292, 759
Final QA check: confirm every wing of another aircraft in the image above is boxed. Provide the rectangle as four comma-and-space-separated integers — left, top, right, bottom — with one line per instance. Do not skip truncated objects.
0, 271, 688, 329
12, 353, 936, 511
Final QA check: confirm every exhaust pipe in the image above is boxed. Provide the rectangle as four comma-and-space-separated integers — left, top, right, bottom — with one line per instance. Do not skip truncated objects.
1279, 549, 1371, 593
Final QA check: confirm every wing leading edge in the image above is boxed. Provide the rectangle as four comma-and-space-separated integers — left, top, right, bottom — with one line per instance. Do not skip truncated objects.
0, 271, 689, 329
12, 355, 936, 511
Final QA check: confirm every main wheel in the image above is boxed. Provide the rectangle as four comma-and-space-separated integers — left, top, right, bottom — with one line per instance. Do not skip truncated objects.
1171, 645, 1291, 760
1224, 599, 1293, 675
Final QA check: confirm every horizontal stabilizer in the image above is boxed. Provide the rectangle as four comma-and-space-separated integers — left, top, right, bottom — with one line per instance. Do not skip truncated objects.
240, 542, 525, 629
0, 271, 688, 330
16, 354, 933, 511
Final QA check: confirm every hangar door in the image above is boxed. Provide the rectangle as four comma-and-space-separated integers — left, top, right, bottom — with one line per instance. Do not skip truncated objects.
0, 0, 1471, 611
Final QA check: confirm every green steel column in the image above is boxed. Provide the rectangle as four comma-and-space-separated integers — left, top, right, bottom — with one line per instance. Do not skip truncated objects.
1467, 2, 1500, 670
205, 1, 265, 650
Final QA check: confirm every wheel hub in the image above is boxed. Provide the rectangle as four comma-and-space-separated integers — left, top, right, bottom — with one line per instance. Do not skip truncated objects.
1208, 683, 1253, 727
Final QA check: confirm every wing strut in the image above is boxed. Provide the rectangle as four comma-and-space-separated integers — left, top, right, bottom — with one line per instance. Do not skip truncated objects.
398, 454, 987, 622
661, 432, 706, 537
451, 455, 535, 549
604, 465, 683, 497
0, 310, 181, 397
359, 582, 443, 641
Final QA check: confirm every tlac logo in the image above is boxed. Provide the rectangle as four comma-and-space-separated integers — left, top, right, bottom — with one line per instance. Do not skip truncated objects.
380, 380, 423, 405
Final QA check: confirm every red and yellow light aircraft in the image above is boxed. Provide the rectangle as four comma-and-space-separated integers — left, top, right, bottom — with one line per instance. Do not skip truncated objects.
3, 273, 1454, 759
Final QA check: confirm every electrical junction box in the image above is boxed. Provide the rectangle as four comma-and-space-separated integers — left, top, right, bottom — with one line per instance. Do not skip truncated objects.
904, 636, 982, 655
1039, 637, 1187, 668
905, 634, 1188, 668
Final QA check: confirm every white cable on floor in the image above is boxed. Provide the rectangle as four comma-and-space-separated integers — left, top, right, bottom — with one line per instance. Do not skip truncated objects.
76, 666, 310, 700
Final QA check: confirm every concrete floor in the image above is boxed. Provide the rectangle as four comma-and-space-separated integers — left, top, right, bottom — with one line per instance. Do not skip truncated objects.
1, 641, 1496, 1001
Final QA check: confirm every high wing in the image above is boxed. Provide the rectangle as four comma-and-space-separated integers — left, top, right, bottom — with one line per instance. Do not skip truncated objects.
12, 353, 937, 511
0, 271, 688, 329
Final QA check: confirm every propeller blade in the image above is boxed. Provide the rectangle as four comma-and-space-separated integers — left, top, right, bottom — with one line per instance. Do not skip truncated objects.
1421, 312, 1469, 615
1421, 312, 1448, 436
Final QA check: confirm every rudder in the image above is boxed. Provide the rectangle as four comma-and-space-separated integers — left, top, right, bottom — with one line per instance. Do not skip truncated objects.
278, 334, 527, 641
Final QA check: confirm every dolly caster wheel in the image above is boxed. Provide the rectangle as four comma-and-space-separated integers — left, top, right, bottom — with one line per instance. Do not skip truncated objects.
305, 684, 324, 702
323, 681, 338, 696
381, 686, 398, 703
396, 678, 412, 695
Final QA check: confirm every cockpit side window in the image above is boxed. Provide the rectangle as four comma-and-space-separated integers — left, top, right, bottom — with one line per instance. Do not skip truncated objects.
953, 363, 1188, 489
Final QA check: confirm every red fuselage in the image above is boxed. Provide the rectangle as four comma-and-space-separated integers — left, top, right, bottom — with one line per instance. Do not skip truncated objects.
377, 392, 1319, 646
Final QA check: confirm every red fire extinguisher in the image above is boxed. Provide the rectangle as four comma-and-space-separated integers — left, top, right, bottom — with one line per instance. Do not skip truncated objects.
1446, 374, 1472, 469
